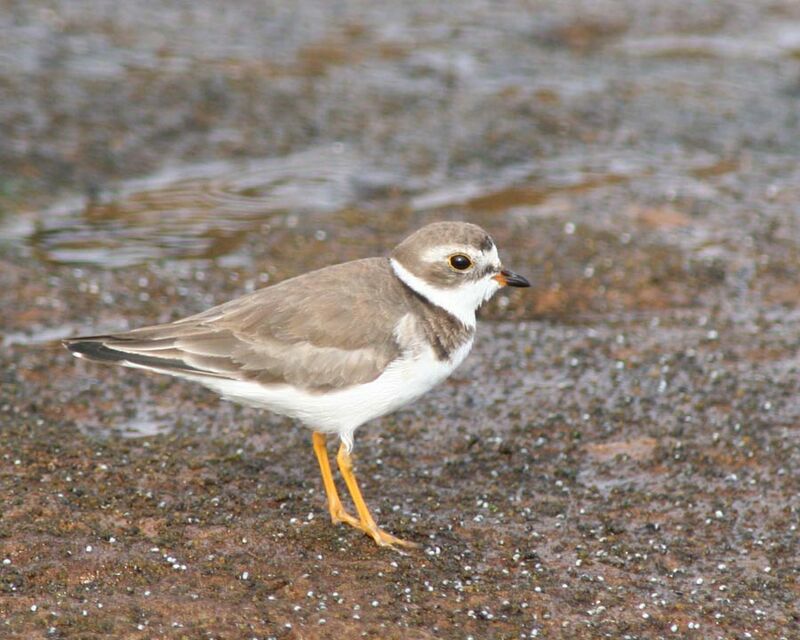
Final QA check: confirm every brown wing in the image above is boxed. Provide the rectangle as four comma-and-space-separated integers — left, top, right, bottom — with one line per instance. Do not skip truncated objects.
64, 258, 408, 391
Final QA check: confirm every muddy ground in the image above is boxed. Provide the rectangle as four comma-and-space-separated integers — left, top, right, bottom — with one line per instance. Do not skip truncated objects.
2, 1, 800, 638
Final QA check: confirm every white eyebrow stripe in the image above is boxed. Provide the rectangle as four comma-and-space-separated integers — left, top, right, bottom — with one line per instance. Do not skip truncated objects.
421, 244, 500, 265
421, 245, 477, 262
485, 244, 500, 268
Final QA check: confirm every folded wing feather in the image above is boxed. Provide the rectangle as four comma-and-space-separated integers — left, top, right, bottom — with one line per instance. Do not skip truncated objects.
63, 258, 407, 392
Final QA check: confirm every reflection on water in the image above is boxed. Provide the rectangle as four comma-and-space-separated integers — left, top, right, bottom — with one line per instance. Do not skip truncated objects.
115, 415, 174, 438
76, 408, 175, 439
2, 325, 77, 347
11, 144, 367, 267
3, 2, 798, 273
1, 143, 745, 268
613, 23, 800, 60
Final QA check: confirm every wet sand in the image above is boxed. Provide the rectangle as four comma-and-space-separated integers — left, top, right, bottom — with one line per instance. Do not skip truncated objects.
2, 1, 800, 638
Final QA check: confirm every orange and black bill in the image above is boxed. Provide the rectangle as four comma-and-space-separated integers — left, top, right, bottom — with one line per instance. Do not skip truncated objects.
494, 269, 530, 288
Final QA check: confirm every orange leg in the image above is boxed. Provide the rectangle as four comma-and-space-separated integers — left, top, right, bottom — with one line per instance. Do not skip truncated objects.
312, 432, 360, 528
335, 442, 419, 549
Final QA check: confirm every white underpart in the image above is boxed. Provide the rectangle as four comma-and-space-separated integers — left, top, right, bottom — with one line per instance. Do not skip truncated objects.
193, 313, 473, 450
95, 313, 474, 451
389, 246, 502, 329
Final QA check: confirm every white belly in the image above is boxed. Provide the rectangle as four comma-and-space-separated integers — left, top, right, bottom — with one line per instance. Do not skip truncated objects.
201, 337, 473, 449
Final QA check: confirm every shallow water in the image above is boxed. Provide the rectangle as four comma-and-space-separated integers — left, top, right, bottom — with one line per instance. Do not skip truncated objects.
2, 0, 800, 273
4, 145, 370, 266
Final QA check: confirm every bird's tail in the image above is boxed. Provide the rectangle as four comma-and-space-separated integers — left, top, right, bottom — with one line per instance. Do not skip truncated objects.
62, 332, 231, 380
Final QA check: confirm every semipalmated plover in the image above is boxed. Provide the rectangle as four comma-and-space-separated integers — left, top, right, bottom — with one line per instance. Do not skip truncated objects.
64, 221, 529, 548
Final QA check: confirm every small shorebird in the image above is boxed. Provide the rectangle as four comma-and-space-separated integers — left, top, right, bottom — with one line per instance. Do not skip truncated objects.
64, 221, 529, 548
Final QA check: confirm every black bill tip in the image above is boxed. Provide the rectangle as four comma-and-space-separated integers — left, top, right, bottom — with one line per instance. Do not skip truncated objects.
499, 268, 530, 288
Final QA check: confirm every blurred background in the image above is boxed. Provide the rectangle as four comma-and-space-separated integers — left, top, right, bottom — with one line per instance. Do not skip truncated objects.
2, 2, 800, 638
2, 0, 799, 320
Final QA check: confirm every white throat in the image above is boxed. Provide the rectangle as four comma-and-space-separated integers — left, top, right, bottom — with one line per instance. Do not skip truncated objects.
389, 258, 500, 329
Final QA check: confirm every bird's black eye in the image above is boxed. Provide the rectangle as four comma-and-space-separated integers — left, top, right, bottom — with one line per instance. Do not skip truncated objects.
449, 254, 472, 271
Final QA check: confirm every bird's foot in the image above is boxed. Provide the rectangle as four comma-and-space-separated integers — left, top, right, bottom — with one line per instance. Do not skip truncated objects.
329, 503, 361, 528
330, 503, 417, 549
361, 523, 420, 550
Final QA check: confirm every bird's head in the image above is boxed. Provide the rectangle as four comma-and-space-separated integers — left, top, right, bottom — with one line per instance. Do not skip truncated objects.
389, 221, 529, 327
